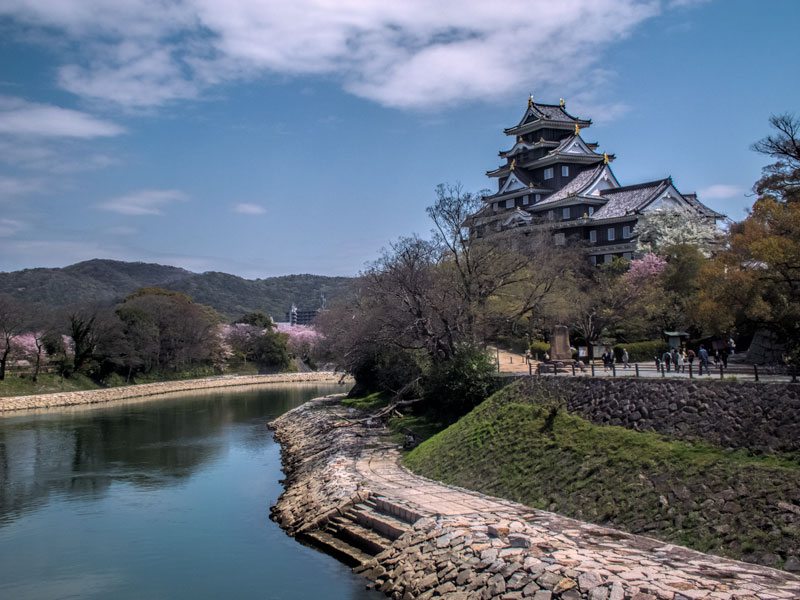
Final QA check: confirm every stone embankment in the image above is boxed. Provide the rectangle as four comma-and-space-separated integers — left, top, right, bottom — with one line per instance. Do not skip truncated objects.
518, 378, 800, 453
0, 372, 345, 412
270, 397, 800, 600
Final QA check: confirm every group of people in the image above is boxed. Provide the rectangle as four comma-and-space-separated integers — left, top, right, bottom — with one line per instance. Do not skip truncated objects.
597, 343, 730, 375
655, 344, 724, 374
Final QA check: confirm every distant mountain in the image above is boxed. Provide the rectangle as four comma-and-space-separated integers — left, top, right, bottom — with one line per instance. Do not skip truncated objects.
0, 259, 353, 320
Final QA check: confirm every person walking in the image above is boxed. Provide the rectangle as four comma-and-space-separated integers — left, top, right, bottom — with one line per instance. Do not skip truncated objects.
662, 349, 672, 373
698, 345, 710, 375
622, 348, 630, 369
687, 348, 696, 372
675, 349, 684, 374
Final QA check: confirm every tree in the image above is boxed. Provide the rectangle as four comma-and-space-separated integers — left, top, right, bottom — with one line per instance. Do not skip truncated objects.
752, 113, 800, 204
0, 295, 27, 380
234, 311, 273, 329
635, 210, 720, 256
427, 183, 529, 343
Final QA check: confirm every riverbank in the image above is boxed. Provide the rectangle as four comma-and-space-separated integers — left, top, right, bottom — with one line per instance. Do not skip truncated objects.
0, 372, 347, 412
270, 396, 800, 599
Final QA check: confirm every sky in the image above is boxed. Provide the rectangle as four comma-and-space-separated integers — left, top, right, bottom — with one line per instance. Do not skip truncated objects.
0, 0, 798, 278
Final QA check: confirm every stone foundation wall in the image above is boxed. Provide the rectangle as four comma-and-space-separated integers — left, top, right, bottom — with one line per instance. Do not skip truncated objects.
0, 371, 346, 413
516, 378, 800, 453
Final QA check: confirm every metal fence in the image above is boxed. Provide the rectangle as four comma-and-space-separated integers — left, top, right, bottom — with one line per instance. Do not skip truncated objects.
528, 360, 799, 384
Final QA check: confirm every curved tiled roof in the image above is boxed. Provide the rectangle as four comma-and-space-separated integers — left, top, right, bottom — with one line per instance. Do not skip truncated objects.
535, 164, 605, 206
591, 179, 670, 219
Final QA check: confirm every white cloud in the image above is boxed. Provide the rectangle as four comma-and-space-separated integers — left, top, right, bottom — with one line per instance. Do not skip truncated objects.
0, 0, 670, 111
0, 218, 25, 236
699, 184, 745, 200
0, 175, 42, 197
98, 189, 187, 215
233, 202, 266, 215
0, 96, 125, 138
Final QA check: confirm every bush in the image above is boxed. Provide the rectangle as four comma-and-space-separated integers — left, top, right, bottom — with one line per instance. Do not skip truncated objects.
348, 347, 424, 399
423, 345, 497, 421
529, 340, 550, 358
613, 340, 668, 363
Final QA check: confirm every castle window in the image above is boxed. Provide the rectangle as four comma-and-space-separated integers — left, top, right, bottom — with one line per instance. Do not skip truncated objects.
588, 206, 594, 216
543, 167, 554, 180
622, 225, 631, 238
590, 255, 598, 266
505, 199, 515, 208
522, 195, 530, 205
561, 165, 569, 177
607, 227, 616, 241
562, 207, 570, 220
535, 194, 541, 202
589, 230, 597, 243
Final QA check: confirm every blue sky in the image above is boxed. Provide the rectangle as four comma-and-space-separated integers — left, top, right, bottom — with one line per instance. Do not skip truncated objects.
0, 0, 798, 277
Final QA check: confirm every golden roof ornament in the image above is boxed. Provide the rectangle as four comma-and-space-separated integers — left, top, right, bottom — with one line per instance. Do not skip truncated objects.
527, 94, 534, 109
603, 152, 610, 164
574, 123, 581, 135
510, 158, 517, 170
517, 135, 523, 143
559, 98, 566, 108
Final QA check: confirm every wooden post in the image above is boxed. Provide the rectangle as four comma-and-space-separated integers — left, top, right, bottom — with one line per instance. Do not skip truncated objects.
689, 363, 693, 379
572, 363, 576, 376
553, 363, 558, 376
529, 362, 532, 376
612, 364, 616, 378
635, 364, 639, 378
661, 364, 666, 378
591, 363, 595, 377
754, 364, 759, 382
792, 365, 798, 384
719, 364, 724, 380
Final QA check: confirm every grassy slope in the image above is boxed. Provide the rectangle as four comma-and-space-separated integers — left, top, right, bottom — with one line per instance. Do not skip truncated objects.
404, 381, 800, 568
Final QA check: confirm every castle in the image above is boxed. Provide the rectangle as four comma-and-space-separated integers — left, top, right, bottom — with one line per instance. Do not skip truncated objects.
466, 97, 722, 263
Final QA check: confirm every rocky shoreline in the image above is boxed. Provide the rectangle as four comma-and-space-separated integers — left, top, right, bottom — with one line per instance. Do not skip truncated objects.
269, 396, 800, 600
0, 371, 345, 412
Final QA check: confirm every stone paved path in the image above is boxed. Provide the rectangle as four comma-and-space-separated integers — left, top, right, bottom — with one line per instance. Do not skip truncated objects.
355, 446, 800, 599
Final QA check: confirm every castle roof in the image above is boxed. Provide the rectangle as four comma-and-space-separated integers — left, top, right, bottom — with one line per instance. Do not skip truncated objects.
504, 100, 591, 135
592, 179, 672, 219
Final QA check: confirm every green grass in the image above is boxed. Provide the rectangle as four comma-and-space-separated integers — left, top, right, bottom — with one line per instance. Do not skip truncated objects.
341, 392, 391, 411
404, 381, 800, 569
0, 372, 100, 397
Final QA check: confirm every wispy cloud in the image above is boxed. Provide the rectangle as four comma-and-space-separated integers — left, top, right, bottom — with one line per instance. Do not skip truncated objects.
699, 184, 745, 200
0, 1, 675, 111
233, 202, 266, 215
98, 189, 187, 215
0, 218, 25, 236
0, 96, 125, 138
0, 175, 42, 198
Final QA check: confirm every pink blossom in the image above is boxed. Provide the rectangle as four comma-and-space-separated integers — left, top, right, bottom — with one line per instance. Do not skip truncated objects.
625, 253, 666, 284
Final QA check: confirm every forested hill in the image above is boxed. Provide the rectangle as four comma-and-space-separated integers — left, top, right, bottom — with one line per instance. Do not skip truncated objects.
0, 259, 353, 319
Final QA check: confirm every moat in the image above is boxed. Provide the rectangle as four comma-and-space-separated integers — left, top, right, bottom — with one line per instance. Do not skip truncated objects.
0, 384, 380, 600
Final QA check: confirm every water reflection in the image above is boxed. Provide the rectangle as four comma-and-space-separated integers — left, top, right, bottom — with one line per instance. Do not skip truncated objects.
0, 383, 379, 600
0, 385, 331, 525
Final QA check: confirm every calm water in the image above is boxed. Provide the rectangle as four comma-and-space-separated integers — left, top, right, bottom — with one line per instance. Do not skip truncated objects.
0, 384, 382, 600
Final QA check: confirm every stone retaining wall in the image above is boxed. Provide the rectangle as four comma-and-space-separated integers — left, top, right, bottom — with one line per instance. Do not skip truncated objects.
0, 372, 346, 413
516, 378, 800, 453
270, 397, 800, 599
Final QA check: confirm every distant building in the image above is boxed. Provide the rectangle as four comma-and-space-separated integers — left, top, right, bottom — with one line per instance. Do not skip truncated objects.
466, 96, 723, 264
285, 304, 319, 326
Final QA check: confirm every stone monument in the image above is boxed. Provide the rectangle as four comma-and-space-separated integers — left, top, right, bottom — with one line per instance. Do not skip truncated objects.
550, 325, 572, 361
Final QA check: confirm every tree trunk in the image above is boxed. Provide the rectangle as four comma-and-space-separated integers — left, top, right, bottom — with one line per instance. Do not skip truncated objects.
32, 348, 42, 382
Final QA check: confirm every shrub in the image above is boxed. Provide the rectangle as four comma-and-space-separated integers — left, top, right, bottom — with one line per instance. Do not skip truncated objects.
423, 345, 497, 421
613, 340, 668, 363
529, 340, 550, 358
492, 335, 529, 354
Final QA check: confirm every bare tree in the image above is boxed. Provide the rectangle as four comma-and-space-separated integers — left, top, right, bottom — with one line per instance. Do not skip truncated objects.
0, 295, 25, 380
752, 113, 800, 203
